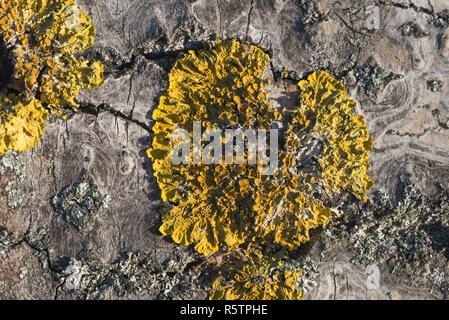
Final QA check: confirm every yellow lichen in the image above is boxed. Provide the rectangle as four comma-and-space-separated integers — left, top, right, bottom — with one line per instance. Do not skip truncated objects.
148, 39, 274, 255
210, 245, 303, 300
0, 0, 103, 155
251, 72, 373, 250
147, 40, 374, 300
252, 171, 333, 250
0, 92, 47, 153
295, 72, 374, 200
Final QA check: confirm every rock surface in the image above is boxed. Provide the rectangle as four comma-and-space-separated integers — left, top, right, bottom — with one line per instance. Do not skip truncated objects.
1, 0, 449, 300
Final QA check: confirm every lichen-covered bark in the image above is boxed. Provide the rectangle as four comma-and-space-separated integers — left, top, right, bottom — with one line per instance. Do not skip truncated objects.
1, 0, 449, 300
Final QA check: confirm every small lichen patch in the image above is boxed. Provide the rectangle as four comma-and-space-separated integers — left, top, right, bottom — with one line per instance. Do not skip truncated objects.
399, 21, 427, 38
294, 255, 320, 294
210, 245, 304, 300
0, 150, 26, 209
4, 182, 25, 209
349, 36, 369, 49
62, 258, 86, 291
428, 10, 449, 28
0, 94, 47, 155
426, 79, 444, 92
0, 150, 26, 181
52, 181, 110, 231
0, 227, 16, 257
354, 64, 403, 98
428, 269, 449, 298
297, 0, 327, 26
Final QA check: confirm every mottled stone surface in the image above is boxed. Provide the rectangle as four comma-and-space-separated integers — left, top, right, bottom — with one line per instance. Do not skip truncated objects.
1, 0, 449, 300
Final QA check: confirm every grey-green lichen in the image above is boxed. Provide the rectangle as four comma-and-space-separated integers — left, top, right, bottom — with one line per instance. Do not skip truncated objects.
56, 247, 208, 299
349, 36, 369, 49
428, 269, 449, 297
354, 64, 403, 98
294, 255, 320, 294
428, 10, 449, 28
430, 108, 449, 130
330, 181, 449, 298
0, 280, 5, 294
5, 182, 25, 209
426, 79, 444, 92
52, 180, 111, 231
399, 21, 426, 38
0, 150, 26, 179
296, 0, 327, 26
0, 150, 26, 209
303, 11, 327, 26
0, 227, 15, 257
